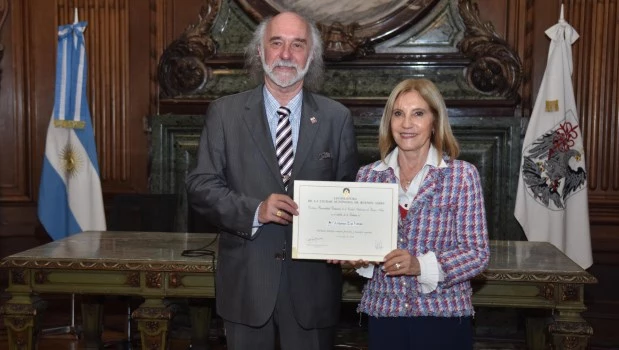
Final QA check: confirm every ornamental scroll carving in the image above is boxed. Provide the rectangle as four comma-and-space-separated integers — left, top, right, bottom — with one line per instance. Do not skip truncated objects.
235, 0, 440, 61
457, 0, 522, 97
158, 0, 523, 100
0, 0, 8, 88
317, 21, 371, 61
158, 0, 221, 98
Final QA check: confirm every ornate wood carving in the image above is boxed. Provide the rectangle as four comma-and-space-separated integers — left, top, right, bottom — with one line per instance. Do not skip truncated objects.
539, 284, 554, 300
146, 272, 162, 289
0, 298, 46, 350
548, 319, 594, 336
168, 272, 183, 288
457, 0, 522, 98
11, 269, 26, 285
126, 271, 140, 287
477, 272, 596, 284
561, 284, 580, 302
317, 22, 375, 61
158, 0, 522, 101
133, 306, 173, 320
158, 0, 220, 98
34, 270, 49, 284
0, 259, 215, 273
133, 304, 174, 350
236, 0, 440, 60
2, 315, 34, 348
0, 0, 8, 88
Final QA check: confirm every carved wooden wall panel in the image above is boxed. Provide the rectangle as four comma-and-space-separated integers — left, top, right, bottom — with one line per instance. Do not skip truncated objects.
562, 0, 619, 225
0, 0, 157, 244
60, 0, 132, 185
56, 0, 151, 193
0, 0, 29, 203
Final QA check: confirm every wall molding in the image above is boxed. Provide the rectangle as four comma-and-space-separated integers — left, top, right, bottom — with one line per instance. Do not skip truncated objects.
0, 0, 9, 88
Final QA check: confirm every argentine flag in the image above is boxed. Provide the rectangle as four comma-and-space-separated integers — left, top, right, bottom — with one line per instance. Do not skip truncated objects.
38, 21, 106, 240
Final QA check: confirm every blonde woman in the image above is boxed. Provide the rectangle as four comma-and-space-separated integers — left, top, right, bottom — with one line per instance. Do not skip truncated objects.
354, 79, 489, 349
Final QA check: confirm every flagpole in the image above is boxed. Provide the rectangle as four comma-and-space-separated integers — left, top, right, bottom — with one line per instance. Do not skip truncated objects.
40, 6, 82, 339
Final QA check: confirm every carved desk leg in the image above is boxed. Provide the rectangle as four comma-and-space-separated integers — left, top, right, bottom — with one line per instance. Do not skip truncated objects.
548, 284, 593, 350
548, 312, 593, 350
525, 316, 548, 350
132, 298, 174, 350
189, 298, 214, 350
80, 295, 105, 350
0, 293, 46, 350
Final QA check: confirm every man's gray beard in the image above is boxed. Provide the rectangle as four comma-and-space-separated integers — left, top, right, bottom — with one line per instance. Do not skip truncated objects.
261, 56, 311, 88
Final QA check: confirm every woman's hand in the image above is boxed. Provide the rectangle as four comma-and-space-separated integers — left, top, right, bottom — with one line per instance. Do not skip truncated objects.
383, 249, 420, 276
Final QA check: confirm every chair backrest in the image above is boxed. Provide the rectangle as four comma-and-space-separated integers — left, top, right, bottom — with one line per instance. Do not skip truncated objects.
108, 194, 178, 232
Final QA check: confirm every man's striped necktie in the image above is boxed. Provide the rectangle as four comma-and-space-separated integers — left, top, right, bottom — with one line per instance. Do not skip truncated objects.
276, 106, 294, 189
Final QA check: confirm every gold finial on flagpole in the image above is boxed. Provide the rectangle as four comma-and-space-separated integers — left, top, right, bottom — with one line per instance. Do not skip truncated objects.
74, 7, 79, 24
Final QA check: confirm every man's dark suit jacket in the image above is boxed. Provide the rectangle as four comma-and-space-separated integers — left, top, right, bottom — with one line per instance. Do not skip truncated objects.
186, 85, 359, 329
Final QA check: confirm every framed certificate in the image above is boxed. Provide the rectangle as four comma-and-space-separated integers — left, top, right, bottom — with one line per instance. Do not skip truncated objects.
292, 180, 398, 261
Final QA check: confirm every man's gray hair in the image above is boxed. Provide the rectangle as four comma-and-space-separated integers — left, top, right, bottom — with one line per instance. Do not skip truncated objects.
244, 14, 324, 91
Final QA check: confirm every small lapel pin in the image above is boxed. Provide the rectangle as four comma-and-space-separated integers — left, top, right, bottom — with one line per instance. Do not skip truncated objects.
310, 116, 317, 124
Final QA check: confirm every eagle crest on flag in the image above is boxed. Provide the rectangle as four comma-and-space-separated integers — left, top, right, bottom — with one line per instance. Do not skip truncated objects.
521, 110, 586, 210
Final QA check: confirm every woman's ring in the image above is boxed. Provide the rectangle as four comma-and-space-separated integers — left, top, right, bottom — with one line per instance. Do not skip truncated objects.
276, 210, 282, 217
395, 263, 401, 270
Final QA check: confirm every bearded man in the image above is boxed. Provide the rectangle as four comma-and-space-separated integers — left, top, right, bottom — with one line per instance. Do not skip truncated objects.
186, 11, 359, 350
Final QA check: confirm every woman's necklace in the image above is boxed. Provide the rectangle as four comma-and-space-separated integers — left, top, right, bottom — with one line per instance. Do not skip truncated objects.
400, 176, 413, 191
399, 152, 424, 192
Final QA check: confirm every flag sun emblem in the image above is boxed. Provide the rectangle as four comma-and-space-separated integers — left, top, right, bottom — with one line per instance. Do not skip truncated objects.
59, 143, 83, 178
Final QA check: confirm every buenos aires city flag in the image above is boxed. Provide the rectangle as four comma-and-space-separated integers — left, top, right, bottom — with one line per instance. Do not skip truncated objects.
514, 6, 592, 269
38, 21, 106, 240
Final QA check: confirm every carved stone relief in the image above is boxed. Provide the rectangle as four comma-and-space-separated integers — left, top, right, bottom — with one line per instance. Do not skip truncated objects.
236, 0, 440, 60
157, 0, 523, 100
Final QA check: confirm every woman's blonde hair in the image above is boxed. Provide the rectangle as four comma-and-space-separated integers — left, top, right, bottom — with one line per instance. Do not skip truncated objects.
378, 78, 459, 161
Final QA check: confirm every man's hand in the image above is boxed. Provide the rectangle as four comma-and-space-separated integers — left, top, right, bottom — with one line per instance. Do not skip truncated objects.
258, 193, 299, 225
327, 259, 372, 268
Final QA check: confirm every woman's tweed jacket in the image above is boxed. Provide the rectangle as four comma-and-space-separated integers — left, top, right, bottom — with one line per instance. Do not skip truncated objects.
356, 158, 489, 317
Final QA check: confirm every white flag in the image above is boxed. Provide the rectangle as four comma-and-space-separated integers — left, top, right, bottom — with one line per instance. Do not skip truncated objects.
514, 5, 592, 269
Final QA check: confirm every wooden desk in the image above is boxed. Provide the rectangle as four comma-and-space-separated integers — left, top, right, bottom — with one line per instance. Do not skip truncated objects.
1, 232, 597, 350
341, 240, 598, 349
0, 231, 218, 350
